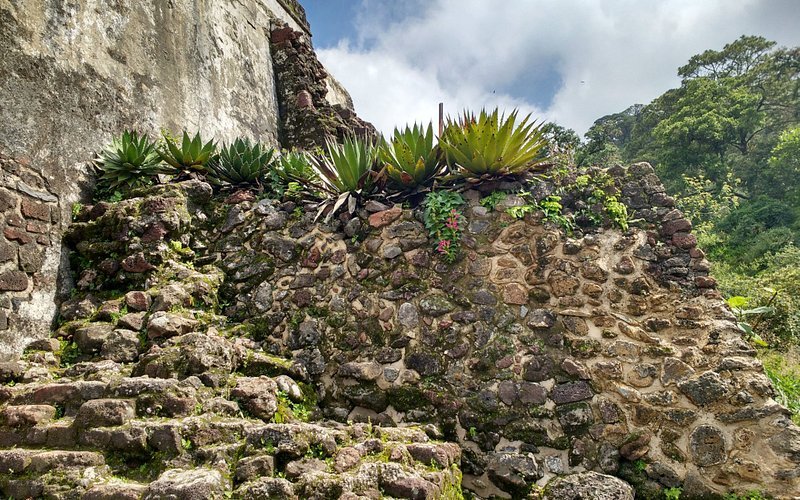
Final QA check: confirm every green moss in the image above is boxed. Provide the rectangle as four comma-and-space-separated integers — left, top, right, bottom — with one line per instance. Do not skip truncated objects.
387, 386, 429, 412
440, 465, 465, 500
504, 419, 551, 446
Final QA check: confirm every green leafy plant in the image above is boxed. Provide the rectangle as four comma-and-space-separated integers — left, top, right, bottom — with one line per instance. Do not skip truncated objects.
71, 203, 83, 221
94, 130, 163, 192
440, 108, 549, 179
479, 191, 508, 211
726, 294, 776, 347
664, 487, 683, 500
506, 204, 536, 219
505, 192, 574, 232
311, 136, 378, 219
379, 122, 442, 189
572, 173, 630, 230
157, 131, 216, 174
423, 191, 465, 263
207, 138, 276, 187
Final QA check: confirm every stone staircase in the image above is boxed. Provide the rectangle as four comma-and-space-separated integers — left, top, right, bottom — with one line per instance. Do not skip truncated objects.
0, 341, 462, 499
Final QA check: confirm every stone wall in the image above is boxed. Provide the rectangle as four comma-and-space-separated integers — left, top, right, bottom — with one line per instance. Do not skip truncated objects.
270, 23, 378, 149
0, 0, 370, 360
2, 163, 797, 498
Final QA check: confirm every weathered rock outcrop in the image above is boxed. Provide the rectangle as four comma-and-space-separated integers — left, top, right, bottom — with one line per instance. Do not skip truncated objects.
1, 163, 798, 498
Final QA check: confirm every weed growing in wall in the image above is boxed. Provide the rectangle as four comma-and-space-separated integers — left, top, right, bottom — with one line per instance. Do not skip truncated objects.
423, 191, 465, 264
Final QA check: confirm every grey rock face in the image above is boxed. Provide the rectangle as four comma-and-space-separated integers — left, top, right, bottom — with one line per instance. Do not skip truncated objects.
487, 453, 543, 496
544, 471, 634, 500
144, 468, 226, 500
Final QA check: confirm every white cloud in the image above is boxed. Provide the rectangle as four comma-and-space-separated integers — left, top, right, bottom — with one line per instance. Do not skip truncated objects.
318, 0, 800, 137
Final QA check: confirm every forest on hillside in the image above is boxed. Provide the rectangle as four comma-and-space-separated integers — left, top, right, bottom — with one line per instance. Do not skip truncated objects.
551, 35, 800, 415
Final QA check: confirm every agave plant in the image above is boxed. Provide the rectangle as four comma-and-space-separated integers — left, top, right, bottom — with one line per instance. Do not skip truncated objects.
158, 131, 216, 174
311, 136, 378, 219
275, 150, 318, 184
206, 138, 276, 187
94, 130, 163, 191
379, 122, 443, 190
440, 108, 549, 178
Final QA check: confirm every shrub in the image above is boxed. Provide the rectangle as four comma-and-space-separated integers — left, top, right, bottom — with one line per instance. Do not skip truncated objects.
157, 131, 216, 174
94, 130, 163, 192
379, 122, 442, 190
207, 138, 276, 187
440, 108, 549, 178
761, 350, 800, 425
715, 245, 800, 347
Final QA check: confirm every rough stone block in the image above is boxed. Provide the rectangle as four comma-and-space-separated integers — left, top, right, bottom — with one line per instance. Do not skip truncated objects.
18, 246, 44, 273
0, 270, 28, 291
0, 188, 17, 212
20, 198, 50, 221
75, 399, 135, 428
1, 405, 57, 427
0, 238, 15, 262
145, 468, 226, 500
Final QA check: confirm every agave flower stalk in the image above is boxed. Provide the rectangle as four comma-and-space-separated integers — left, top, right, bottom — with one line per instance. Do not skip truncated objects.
379, 122, 443, 190
440, 108, 550, 178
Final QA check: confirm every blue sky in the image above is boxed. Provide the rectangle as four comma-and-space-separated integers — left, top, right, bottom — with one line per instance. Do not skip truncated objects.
304, 0, 800, 137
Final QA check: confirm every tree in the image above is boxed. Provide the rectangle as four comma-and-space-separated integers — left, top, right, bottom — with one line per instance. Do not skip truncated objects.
762, 126, 800, 202
541, 122, 581, 155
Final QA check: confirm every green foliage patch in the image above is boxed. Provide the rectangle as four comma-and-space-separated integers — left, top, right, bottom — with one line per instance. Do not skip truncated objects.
423, 191, 465, 264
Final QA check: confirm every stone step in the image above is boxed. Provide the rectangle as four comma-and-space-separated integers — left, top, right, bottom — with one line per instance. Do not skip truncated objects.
0, 449, 106, 476
82, 480, 149, 500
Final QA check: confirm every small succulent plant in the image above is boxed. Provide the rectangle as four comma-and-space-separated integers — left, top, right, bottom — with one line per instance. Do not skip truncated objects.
275, 150, 318, 184
312, 136, 378, 194
158, 131, 216, 174
206, 138, 276, 187
379, 122, 443, 190
94, 130, 163, 191
311, 136, 379, 219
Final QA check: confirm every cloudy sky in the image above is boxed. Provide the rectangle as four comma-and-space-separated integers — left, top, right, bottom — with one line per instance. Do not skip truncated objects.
303, 0, 800, 138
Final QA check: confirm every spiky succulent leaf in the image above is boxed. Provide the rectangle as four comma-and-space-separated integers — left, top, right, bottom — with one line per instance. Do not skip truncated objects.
440, 108, 549, 178
275, 150, 318, 183
206, 138, 276, 187
94, 130, 163, 191
311, 136, 377, 194
158, 131, 216, 173
379, 122, 443, 190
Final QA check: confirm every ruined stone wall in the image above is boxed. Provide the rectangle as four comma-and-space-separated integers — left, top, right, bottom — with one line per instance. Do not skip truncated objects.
2, 163, 795, 498
269, 24, 378, 149
0, 0, 370, 360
